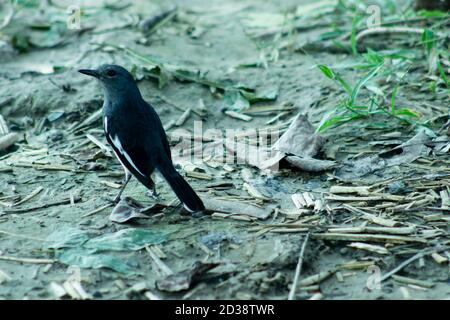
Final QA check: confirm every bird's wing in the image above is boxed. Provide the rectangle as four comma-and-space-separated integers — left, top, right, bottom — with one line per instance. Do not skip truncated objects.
141, 102, 172, 161
105, 116, 153, 178
160, 129, 172, 161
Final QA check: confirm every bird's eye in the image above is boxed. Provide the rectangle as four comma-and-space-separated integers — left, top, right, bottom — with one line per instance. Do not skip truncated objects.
106, 70, 116, 77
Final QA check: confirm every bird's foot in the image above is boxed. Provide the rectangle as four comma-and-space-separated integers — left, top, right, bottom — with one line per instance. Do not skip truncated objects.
146, 189, 160, 201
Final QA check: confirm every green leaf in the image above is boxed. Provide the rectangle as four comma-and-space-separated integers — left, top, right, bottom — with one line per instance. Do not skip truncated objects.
316, 108, 361, 132
317, 64, 335, 79
393, 108, 420, 118
350, 63, 383, 106
363, 49, 384, 65
421, 29, 436, 53
336, 76, 353, 96
417, 10, 449, 18
45, 226, 177, 274
57, 248, 137, 274
84, 227, 178, 252
43, 227, 89, 250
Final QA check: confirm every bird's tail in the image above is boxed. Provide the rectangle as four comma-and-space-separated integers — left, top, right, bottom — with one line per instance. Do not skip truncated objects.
157, 160, 205, 212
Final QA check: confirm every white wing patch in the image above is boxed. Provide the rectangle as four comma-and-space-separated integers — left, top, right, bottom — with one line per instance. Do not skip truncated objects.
104, 116, 108, 133
110, 133, 146, 177
183, 203, 195, 213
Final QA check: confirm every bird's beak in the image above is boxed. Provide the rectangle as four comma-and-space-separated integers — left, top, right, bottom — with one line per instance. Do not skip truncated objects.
78, 69, 100, 78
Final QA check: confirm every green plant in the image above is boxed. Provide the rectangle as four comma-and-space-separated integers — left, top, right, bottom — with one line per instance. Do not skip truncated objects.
421, 28, 450, 88
316, 55, 421, 132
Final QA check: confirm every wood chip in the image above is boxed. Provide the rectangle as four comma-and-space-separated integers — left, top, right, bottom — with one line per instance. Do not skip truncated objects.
175, 108, 192, 126
392, 275, 435, 288
185, 171, 213, 180
0, 115, 9, 135
308, 293, 323, 300
243, 182, 271, 201
430, 252, 448, 264
302, 192, 315, 208
0, 269, 11, 284
440, 189, 450, 209
299, 269, 336, 286
49, 282, 67, 299
330, 186, 370, 195
211, 212, 255, 222
224, 110, 253, 122
144, 291, 161, 300
348, 242, 390, 255
362, 213, 399, 227
291, 193, 307, 209
313, 199, 324, 212
0, 132, 19, 151
339, 260, 375, 270
63, 280, 92, 300
314, 233, 426, 244
146, 246, 174, 276
99, 180, 122, 189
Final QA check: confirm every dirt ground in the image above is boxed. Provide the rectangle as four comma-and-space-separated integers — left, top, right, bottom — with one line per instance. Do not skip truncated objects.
0, 0, 449, 300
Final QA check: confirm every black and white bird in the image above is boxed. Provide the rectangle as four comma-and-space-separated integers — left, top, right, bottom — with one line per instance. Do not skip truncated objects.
79, 65, 205, 213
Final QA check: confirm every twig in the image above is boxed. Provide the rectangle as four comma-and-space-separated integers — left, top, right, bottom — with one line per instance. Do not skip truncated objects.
224, 110, 253, 122
2, 196, 81, 214
288, 232, 310, 300
10, 186, 43, 207
69, 108, 102, 133
175, 108, 192, 127
380, 246, 450, 282
339, 16, 447, 41
313, 233, 426, 244
145, 246, 174, 276
86, 134, 112, 156
0, 254, 55, 264
81, 203, 113, 218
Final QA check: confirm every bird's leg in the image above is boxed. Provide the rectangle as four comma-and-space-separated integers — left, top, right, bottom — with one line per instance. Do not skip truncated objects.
113, 170, 132, 203
145, 177, 160, 200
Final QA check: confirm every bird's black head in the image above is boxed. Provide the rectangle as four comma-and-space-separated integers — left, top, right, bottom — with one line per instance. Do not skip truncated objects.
79, 65, 139, 99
